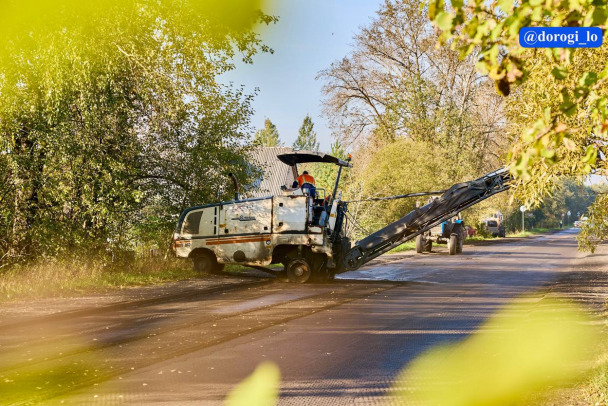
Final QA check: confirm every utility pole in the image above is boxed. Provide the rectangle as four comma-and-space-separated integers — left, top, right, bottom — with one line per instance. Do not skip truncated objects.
520, 205, 526, 232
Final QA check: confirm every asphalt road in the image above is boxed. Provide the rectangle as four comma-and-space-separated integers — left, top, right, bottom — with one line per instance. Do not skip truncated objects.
0, 229, 601, 405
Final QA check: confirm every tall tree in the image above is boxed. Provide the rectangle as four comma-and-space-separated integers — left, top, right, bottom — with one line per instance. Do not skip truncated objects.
318, 0, 506, 169
314, 141, 348, 192
293, 115, 320, 151
317, 0, 508, 235
254, 118, 282, 147
427, 0, 608, 250
318, 0, 507, 176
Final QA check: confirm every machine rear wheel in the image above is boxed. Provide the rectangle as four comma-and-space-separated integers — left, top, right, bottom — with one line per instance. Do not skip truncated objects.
448, 234, 458, 255
457, 227, 466, 253
286, 259, 312, 283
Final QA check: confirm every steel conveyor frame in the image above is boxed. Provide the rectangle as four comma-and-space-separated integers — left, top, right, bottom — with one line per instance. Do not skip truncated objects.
342, 168, 512, 271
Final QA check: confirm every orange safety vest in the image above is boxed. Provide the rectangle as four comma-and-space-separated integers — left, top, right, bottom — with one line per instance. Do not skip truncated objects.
297, 173, 315, 186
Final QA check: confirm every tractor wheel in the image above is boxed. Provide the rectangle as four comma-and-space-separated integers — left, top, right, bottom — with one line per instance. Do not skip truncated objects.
448, 234, 458, 255
456, 235, 463, 254
192, 251, 222, 274
423, 239, 433, 252
415, 235, 425, 254
286, 259, 312, 283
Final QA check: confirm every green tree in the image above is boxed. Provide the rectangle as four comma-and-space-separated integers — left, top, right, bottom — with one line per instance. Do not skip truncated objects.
293, 115, 320, 151
426, 0, 608, 249
254, 118, 282, 147
313, 141, 348, 194
318, 0, 507, 174
0, 0, 275, 262
349, 138, 455, 238
318, 0, 507, 237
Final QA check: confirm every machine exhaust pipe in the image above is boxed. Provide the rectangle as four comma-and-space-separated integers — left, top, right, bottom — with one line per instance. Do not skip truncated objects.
228, 173, 240, 201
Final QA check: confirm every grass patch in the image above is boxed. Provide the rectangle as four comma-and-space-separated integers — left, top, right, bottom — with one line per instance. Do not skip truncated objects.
0, 256, 280, 303
0, 258, 198, 302
0, 257, 240, 302
389, 240, 417, 253
581, 354, 608, 405
471, 227, 560, 240
507, 227, 557, 238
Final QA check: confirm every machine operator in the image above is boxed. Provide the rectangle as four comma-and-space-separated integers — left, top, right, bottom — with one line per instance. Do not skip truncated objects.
296, 170, 316, 198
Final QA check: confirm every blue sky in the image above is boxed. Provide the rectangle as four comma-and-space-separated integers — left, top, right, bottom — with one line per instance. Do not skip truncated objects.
221, 0, 384, 151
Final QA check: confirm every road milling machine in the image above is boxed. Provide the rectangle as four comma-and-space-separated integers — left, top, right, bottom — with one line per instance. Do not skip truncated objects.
172, 151, 512, 283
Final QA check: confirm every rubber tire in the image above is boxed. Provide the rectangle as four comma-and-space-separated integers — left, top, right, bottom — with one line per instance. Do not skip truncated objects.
192, 251, 223, 274
286, 259, 312, 283
415, 235, 424, 254
424, 239, 433, 252
456, 234, 463, 254
448, 234, 458, 255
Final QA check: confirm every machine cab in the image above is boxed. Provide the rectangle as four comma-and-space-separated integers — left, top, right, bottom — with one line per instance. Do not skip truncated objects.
276, 151, 351, 229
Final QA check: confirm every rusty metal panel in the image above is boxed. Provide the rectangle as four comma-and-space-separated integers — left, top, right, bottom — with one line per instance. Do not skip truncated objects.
219, 198, 272, 236
209, 236, 273, 265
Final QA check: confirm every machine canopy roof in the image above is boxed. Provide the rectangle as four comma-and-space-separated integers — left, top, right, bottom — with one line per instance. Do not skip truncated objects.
277, 151, 351, 167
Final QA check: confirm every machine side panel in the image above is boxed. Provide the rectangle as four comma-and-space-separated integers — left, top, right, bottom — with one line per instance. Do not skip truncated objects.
273, 196, 308, 233
220, 198, 273, 236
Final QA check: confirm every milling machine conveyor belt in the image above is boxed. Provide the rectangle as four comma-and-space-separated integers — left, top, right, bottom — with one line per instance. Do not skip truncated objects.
343, 168, 512, 271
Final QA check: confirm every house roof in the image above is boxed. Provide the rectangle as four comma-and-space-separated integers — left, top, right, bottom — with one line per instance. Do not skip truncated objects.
248, 147, 297, 197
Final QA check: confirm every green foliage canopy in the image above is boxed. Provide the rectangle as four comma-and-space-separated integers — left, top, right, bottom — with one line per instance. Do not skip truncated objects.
0, 0, 275, 261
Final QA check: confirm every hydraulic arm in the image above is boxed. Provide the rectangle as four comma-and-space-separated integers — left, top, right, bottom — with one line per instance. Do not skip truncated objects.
342, 168, 512, 271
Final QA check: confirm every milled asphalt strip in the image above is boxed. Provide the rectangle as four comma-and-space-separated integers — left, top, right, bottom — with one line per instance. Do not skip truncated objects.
0, 280, 418, 353
4, 283, 400, 405
0, 279, 272, 332
0, 284, 326, 372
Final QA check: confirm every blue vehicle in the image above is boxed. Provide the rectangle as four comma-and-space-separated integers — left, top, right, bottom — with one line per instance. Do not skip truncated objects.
415, 213, 466, 255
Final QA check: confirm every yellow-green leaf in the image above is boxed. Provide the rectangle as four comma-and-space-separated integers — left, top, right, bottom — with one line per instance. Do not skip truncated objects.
581, 145, 597, 164
551, 66, 568, 80
434, 12, 454, 31
224, 362, 281, 406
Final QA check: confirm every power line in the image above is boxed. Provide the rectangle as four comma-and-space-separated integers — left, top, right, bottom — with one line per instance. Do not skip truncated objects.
344, 190, 446, 204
